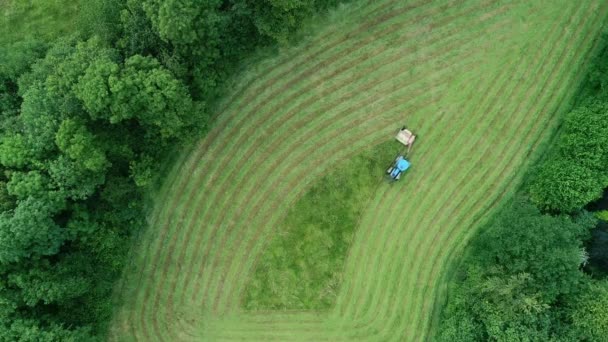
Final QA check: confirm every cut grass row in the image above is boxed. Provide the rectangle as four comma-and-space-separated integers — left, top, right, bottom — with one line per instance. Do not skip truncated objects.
417, 0, 608, 329
185, 0, 508, 316
109, 0, 607, 340
132, 0, 508, 338
135, 4, 506, 340
205, 1, 604, 340
117, 0, 460, 334
221, 2, 572, 334
337, 3, 603, 340
212, 57, 507, 340
355, 2, 589, 336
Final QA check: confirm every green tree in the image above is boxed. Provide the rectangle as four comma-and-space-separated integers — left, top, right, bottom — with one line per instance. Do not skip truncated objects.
559, 100, 608, 174
0, 134, 32, 169
0, 196, 65, 264
438, 198, 595, 341
76, 54, 200, 139
47, 156, 105, 201
529, 157, 602, 213
6, 171, 47, 199
244, 0, 316, 43
55, 119, 109, 172
570, 281, 608, 341
0, 318, 92, 342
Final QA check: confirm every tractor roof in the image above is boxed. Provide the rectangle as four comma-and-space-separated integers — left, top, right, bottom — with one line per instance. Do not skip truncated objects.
397, 157, 410, 171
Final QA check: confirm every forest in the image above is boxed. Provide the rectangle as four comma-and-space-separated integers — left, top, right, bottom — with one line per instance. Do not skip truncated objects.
0, 0, 343, 339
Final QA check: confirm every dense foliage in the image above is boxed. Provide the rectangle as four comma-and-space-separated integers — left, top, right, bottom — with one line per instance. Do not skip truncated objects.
438, 35, 608, 341
529, 100, 608, 212
439, 199, 599, 341
0, 0, 347, 338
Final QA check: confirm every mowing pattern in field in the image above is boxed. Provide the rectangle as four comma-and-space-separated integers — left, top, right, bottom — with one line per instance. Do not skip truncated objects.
110, 0, 607, 341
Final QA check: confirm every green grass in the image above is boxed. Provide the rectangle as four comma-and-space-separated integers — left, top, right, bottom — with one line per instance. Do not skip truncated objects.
0, 0, 78, 45
243, 142, 397, 310
108, 0, 608, 341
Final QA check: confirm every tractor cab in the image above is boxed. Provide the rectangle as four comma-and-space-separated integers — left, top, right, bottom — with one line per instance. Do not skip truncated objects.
387, 155, 410, 180
386, 127, 416, 181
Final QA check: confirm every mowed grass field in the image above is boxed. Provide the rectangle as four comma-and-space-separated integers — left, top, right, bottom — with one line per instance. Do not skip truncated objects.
110, 0, 608, 341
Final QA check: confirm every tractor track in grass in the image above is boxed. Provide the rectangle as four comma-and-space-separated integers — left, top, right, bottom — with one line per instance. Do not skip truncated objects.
128, 0, 445, 314
192, 0, 457, 166
264, 4, 596, 338
207, 40, 496, 312
418, 9, 606, 336
166, 75, 470, 340
230, 48, 499, 320
368, 6, 603, 339
110, 1, 606, 340
188, 4, 508, 314
341, 65, 510, 326
216, 12, 588, 336
209, 0, 452, 134
421, 26, 608, 339
355, 5, 595, 338
215, 3, 588, 340
225, 66, 492, 337
139, 5, 508, 336
340, 12, 552, 322
137, 1, 490, 330
154, 13, 540, 342
158, 16, 490, 328
208, 44, 512, 338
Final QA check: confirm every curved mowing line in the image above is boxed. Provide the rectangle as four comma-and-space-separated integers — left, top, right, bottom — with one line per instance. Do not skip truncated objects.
139, 4, 508, 336
366, 6, 604, 340
400, 9, 604, 340
177, 81, 470, 340
209, 36, 504, 316
128, 0, 448, 332
189, 43, 504, 340
134, 2, 490, 336
340, 28, 524, 317
336, 4, 554, 321
167, 20, 490, 328
213, 0, 435, 120
226, 55, 506, 340
205, 0, 460, 151
204, 2, 592, 340
190, 0, 456, 177
129, 1, 452, 338
150, 15, 528, 342
330, 68, 487, 318
217, 6, 592, 336
111, 1, 604, 338
416, 9, 602, 338
239, 8, 600, 342
188, 2, 506, 316
423, 21, 608, 341
335, 56, 508, 322
178, 0, 486, 304
352, 6, 593, 339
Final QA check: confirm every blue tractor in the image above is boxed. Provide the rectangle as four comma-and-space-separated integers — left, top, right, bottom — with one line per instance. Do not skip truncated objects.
386, 155, 410, 180
386, 127, 416, 181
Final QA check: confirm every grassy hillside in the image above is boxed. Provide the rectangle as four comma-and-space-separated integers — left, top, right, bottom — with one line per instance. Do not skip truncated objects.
110, 0, 608, 340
